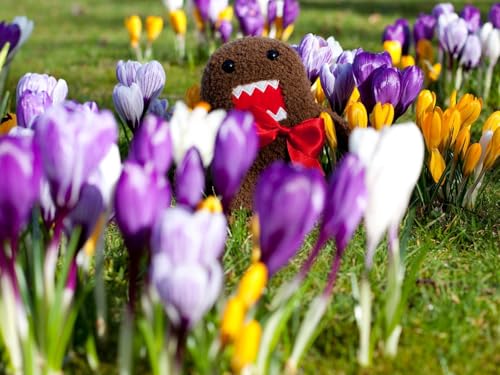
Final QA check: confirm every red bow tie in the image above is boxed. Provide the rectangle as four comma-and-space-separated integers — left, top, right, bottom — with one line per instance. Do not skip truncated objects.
250, 107, 326, 171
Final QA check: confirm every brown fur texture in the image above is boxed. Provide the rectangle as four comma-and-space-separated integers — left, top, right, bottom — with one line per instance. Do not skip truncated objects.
201, 37, 349, 210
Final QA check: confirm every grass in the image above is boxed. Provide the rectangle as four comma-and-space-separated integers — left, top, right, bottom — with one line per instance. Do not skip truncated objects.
2, 0, 500, 374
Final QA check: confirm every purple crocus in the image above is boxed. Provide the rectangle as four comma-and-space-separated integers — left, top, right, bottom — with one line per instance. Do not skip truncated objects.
460, 4, 481, 33
136, 61, 166, 108
254, 162, 326, 276
16, 91, 52, 128
175, 147, 205, 209
383, 18, 411, 55
283, 0, 300, 29
217, 20, 232, 43
441, 18, 468, 58
128, 114, 172, 175
235, 0, 265, 36
395, 65, 424, 119
112, 83, 144, 132
413, 13, 436, 44
0, 21, 21, 54
0, 135, 42, 244
372, 67, 402, 109
296, 33, 343, 83
193, 0, 211, 24
116, 60, 142, 86
34, 102, 118, 211
212, 110, 258, 209
320, 63, 356, 115
459, 34, 482, 69
489, 3, 500, 28
432, 3, 454, 19
150, 206, 226, 329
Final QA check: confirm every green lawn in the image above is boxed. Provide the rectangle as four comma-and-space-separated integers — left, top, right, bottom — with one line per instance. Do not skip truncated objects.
2, 0, 499, 374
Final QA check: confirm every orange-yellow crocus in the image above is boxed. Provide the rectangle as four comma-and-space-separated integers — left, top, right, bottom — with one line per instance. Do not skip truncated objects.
449, 90, 457, 108
369, 102, 394, 130
312, 78, 325, 104
483, 128, 500, 170
429, 148, 446, 183
482, 111, 500, 133
456, 93, 482, 129
454, 127, 471, 161
197, 196, 223, 213
442, 107, 461, 148
185, 84, 201, 109
321, 112, 337, 150
346, 102, 368, 130
416, 89, 436, 127
125, 15, 142, 48
427, 63, 441, 82
383, 40, 402, 66
462, 143, 482, 176
421, 108, 442, 150
231, 320, 262, 373
220, 297, 246, 344
347, 87, 360, 106
0, 113, 17, 135
237, 262, 268, 308
145, 16, 163, 43
400, 55, 415, 68
416, 39, 434, 62
169, 9, 187, 35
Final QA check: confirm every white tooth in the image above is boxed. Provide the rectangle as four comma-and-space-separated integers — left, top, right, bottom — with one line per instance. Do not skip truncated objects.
255, 81, 269, 92
269, 80, 279, 89
266, 107, 288, 122
232, 86, 244, 99
242, 82, 257, 96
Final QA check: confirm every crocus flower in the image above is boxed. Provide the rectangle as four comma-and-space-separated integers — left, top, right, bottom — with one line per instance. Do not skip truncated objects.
254, 162, 326, 276
490, 3, 500, 28
34, 102, 118, 211
413, 13, 436, 45
372, 67, 401, 108
395, 65, 424, 119
217, 19, 232, 43
150, 206, 226, 329
169, 101, 226, 167
147, 98, 169, 119
114, 162, 171, 252
128, 114, 172, 175
283, 0, 300, 30
212, 110, 258, 208
1, 16, 33, 65
460, 4, 481, 33
459, 34, 482, 69
432, 3, 454, 19
116, 60, 141, 86
320, 63, 356, 115
383, 19, 411, 55
125, 15, 142, 48
136, 61, 166, 108
112, 83, 144, 132
296, 33, 343, 83
235, 0, 265, 36
441, 18, 468, 58
346, 102, 368, 130
0, 135, 42, 244
231, 320, 262, 373
145, 16, 163, 43
175, 147, 205, 209
479, 22, 500, 100
16, 91, 52, 129
349, 123, 424, 268
0, 21, 20, 55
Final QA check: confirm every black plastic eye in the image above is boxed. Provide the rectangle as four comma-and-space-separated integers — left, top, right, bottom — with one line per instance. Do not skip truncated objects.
222, 59, 235, 73
267, 49, 280, 60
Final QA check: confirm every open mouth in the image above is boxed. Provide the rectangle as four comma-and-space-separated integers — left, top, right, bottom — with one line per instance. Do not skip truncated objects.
231, 80, 288, 122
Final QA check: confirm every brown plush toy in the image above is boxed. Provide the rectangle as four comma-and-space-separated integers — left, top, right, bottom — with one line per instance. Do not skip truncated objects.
201, 37, 349, 210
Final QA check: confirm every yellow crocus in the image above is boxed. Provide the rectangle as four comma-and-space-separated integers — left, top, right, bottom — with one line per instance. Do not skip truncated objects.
221, 297, 246, 344
197, 196, 223, 213
456, 94, 482, 129
169, 9, 187, 35
400, 55, 415, 68
416, 39, 434, 62
422, 109, 442, 150
429, 148, 446, 183
125, 15, 142, 48
281, 24, 295, 42
346, 102, 368, 130
442, 107, 461, 148
369, 102, 394, 130
483, 128, 500, 170
145, 16, 163, 43
83, 214, 106, 257
237, 262, 268, 308
462, 143, 482, 176
321, 112, 337, 150
383, 40, 402, 66
347, 87, 360, 105
454, 127, 471, 161
231, 320, 262, 373
482, 111, 500, 133
311, 78, 325, 104
416, 89, 436, 127
185, 84, 201, 109
427, 63, 441, 82
449, 90, 457, 108
0, 113, 17, 135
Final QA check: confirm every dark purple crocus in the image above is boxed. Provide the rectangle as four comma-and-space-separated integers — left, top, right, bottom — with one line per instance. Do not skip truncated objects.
194, 0, 210, 23
413, 13, 436, 44
383, 18, 411, 55
395, 65, 424, 119
212, 110, 258, 209
320, 63, 356, 115
128, 114, 172, 175
283, 0, 300, 29
432, 3, 454, 19
267, 0, 277, 25
0, 21, 21, 54
460, 4, 481, 33
235, 0, 265, 36
34, 102, 118, 211
175, 147, 205, 209
0, 135, 42, 244
296, 33, 343, 83
489, 3, 500, 28
459, 34, 482, 70
441, 18, 468, 58
372, 67, 401, 109
254, 162, 326, 276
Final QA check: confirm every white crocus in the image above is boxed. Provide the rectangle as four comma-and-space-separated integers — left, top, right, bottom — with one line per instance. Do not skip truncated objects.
479, 22, 500, 101
169, 101, 226, 167
162, 0, 183, 11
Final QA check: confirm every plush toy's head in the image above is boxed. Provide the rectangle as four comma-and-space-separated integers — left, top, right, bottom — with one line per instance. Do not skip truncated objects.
201, 37, 321, 127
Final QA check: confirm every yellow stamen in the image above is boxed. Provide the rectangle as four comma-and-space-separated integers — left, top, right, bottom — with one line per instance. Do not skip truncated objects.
197, 196, 223, 213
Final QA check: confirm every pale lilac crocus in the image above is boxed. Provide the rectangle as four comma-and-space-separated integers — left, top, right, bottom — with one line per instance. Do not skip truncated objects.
320, 63, 356, 115
113, 83, 144, 132
175, 147, 205, 209
116, 60, 142, 86
432, 3, 454, 19
459, 34, 482, 69
441, 17, 468, 58
212, 110, 258, 209
460, 4, 481, 34
254, 162, 326, 276
136, 61, 166, 108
